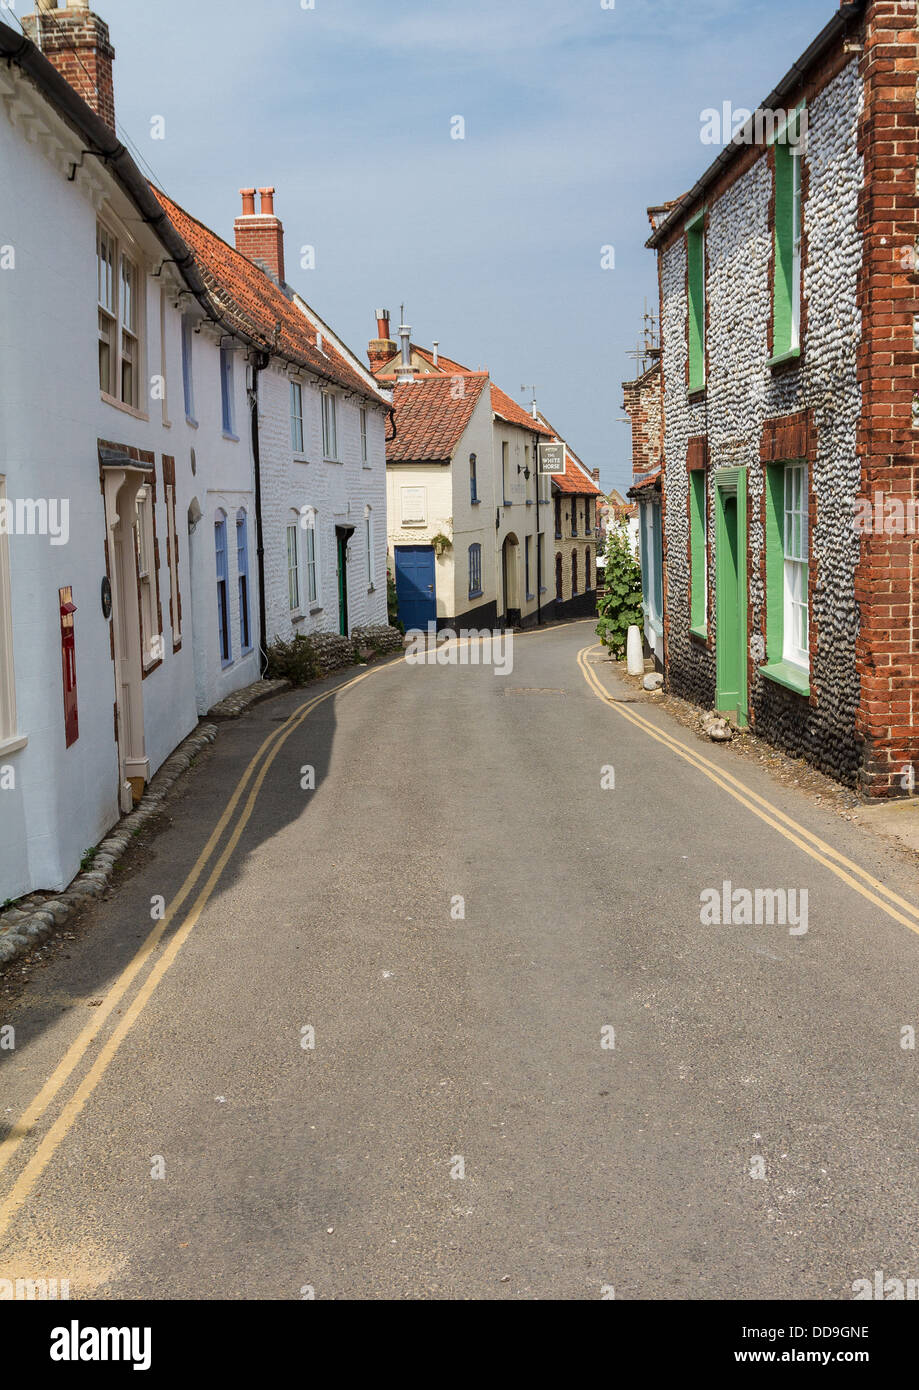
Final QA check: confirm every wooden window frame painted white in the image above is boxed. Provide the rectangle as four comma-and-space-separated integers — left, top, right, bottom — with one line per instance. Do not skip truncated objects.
365, 511, 374, 590
97, 221, 145, 414
783, 462, 809, 669
321, 391, 339, 461
287, 518, 302, 613
291, 381, 305, 454
360, 407, 370, 468
304, 514, 319, 606
0, 475, 24, 753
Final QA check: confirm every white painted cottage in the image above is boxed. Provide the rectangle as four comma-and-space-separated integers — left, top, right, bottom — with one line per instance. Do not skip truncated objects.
0, 1, 391, 904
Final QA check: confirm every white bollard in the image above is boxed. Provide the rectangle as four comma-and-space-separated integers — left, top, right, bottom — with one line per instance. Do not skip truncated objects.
626, 625, 644, 676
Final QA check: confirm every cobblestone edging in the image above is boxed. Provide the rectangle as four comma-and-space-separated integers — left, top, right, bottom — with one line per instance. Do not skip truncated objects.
207, 678, 292, 720
0, 723, 219, 971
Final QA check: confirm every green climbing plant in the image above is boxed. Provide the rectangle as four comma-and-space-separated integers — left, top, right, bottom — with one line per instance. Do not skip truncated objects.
596, 523, 643, 660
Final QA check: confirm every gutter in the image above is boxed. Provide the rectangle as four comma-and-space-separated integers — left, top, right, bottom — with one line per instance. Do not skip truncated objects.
646, 0, 865, 250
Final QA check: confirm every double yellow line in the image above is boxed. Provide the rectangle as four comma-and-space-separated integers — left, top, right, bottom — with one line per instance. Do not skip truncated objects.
0, 660, 393, 1245
577, 645, 919, 937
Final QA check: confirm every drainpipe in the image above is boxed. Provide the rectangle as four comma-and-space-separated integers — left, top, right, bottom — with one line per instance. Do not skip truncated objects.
249, 350, 270, 674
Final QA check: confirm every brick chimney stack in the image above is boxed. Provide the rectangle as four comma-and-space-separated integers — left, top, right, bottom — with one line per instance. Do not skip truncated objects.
23, 1, 117, 133
233, 187, 286, 285
368, 308, 398, 372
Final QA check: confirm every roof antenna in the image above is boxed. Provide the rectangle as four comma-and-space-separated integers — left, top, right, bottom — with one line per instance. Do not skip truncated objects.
521, 385, 537, 420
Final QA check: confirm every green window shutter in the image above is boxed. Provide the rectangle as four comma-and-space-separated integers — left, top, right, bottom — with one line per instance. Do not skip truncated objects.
687, 222, 706, 392
764, 462, 785, 665
772, 112, 802, 360
689, 471, 707, 632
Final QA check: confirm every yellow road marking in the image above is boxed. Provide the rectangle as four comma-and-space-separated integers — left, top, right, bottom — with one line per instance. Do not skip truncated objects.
0, 660, 393, 1238
0, 621, 602, 1241
576, 646, 919, 938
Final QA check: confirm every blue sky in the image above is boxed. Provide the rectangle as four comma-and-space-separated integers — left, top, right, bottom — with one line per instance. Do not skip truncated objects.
86, 0, 838, 493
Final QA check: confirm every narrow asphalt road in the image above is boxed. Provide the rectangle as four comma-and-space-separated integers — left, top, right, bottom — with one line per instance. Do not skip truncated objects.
2, 618, 919, 1300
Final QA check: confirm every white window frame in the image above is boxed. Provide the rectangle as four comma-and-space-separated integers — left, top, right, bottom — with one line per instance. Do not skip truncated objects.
360, 408, 369, 467
287, 519, 302, 613
783, 462, 809, 668
305, 515, 319, 605
0, 475, 22, 750
291, 381, 304, 454
365, 512, 374, 588
321, 391, 338, 461
98, 221, 144, 412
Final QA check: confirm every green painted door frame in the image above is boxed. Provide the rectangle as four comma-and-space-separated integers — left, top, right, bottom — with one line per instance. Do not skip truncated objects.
714, 468, 748, 727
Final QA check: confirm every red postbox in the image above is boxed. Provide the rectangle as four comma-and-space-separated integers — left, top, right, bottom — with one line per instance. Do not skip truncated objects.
59, 587, 79, 748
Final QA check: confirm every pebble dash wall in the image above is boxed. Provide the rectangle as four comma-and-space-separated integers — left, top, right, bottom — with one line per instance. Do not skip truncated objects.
659, 56, 867, 787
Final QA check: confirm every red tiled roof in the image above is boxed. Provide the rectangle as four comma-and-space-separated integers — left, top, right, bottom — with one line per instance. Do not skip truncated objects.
152, 187, 388, 406
628, 469, 662, 495
552, 452, 602, 497
387, 373, 491, 462
373, 343, 551, 437
490, 384, 553, 437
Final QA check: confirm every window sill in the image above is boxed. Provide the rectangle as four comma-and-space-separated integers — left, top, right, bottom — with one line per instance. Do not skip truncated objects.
469, 590, 484, 600
525, 593, 535, 602
220, 659, 235, 669
471, 499, 481, 506
687, 385, 706, 403
689, 623, 709, 642
368, 585, 376, 594
760, 660, 810, 697
0, 734, 28, 757
222, 431, 240, 443
185, 415, 199, 430
293, 454, 310, 464
324, 456, 342, 465
291, 613, 306, 625
526, 500, 533, 507
539, 587, 547, 595
768, 347, 801, 371
101, 392, 149, 422
309, 605, 323, 616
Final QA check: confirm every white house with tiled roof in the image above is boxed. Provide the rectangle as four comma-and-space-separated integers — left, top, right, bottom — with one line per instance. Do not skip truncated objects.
369, 313, 557, 629
0, 1, 390, 908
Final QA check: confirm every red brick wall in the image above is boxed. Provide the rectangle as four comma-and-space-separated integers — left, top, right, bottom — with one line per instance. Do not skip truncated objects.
854, 0, 919, 796
22, 9, 116, 132
233, 217, 286, 284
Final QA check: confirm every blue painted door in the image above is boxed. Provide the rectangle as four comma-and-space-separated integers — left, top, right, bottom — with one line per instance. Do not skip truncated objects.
394, 545, 436, 632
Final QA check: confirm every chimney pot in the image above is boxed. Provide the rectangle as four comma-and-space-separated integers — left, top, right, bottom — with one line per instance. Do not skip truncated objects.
234, 186, 285, 284
375, 308, 390, 340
